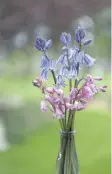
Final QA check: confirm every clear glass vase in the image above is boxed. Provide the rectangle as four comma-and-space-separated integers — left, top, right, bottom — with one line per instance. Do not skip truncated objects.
56, 130, 79, 174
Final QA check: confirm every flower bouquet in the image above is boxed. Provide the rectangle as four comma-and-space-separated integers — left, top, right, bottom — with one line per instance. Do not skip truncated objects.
32, 27, 107, 174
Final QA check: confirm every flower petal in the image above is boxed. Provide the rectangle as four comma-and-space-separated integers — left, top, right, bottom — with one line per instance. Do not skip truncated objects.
84, 54, 95, 67
41, 55, 49, 69
41, 69, 48, 80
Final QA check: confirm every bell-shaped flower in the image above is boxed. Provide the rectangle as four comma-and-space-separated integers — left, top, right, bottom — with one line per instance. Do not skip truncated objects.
53, 107, 65, 119
49, 60, 56, 71
86, 74, 94, 84
54, 88, 64, 96
80, 86, 93, 100
60, 32, 71, 45
68, 66, 77, 79
41, 100, 47, 112
45, 95, 54, 104
75, 50, 85, 64
32, 77, 44, 88
41, 69, 48, 80
84, 54, 95, 67
59, 67, 68, 77
89, 84, 98, 94
46, 87, 55, 94
75, 105, 86, 111
56, 75, 66, 87
41, 55, 50, 70
57, 55, 66, 65
65, 103, 74, 110
69, 88, 78, 101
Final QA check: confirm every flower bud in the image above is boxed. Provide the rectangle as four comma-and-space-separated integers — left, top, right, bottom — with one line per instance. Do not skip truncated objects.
83, 40, 92, 46
94, 77, 102, 81
99, 87, 106, 92
45, 39, 52, 50
101, 85, 107, 88
46, 87, 55, 94
35, 37, 46, 51
75, 27, 85, 43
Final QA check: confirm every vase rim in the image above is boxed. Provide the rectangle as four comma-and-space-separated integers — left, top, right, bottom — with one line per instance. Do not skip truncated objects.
60, 130, 76, 136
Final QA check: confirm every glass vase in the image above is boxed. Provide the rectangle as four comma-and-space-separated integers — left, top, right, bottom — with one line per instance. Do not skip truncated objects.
56, 130, 79, 174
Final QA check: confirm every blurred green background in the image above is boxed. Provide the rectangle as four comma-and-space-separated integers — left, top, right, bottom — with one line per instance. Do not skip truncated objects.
0, 1, 111, 174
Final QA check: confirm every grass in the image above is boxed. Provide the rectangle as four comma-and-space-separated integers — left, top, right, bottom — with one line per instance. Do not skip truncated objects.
0, 110, 110, 174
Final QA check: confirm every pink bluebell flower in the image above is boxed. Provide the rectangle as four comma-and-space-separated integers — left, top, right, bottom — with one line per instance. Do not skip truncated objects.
41, 100, 47, 112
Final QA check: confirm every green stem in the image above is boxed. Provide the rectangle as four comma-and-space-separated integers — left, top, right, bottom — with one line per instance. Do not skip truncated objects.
59, 120, 64, 130
67, 110, 71, 131
51, 70, 56, 84
69, 79, 72, 91
64, 109, 67, 130
69, 77, 78, 130
50, 70, 65, 130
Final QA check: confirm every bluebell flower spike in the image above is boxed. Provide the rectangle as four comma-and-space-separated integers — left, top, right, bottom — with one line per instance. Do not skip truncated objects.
35, 27, 95, 83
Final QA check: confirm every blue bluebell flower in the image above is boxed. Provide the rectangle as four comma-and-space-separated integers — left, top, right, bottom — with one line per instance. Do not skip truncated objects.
57, 55, 66, 65
35, 37, 46, 51
41, 55, 50, 70
75, 27, 85, 43
49, 60, 56, 71
41, 69, 48, 80
83, 54, 95, 67
59, 67, 68, 77
75, 50, 85, 64
56, 75, 66, 87
67, 66, 77, 79
60, 32, 71, 45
